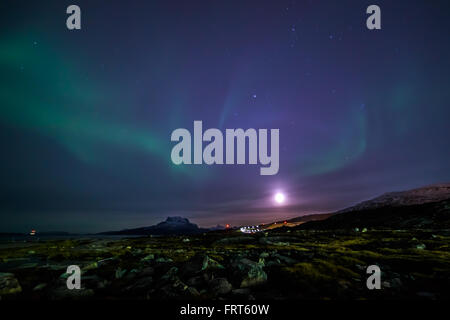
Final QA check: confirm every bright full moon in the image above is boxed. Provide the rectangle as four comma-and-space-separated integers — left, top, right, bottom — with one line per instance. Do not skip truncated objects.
274, 192, 286, 204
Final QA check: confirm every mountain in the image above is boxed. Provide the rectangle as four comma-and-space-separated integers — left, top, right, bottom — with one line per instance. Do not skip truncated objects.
209, 224, 226, 231
99, 216, 207, 235
298, 183, 450, 230
263, 213, 333, 230
287, 213, 334, 224
36, 231, 73, 236
338, 183, 450, 213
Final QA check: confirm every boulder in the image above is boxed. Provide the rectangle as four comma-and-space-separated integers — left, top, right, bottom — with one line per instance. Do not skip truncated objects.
202, 255, 224, 271
416, 243, 426, 250
162, 267, 178, 281
125, 276, 153, 294
141, 254, 155, 262
139, 267, 155, 277
0, 273, 22, 296
209, 278, 232, 295
240, 264, 267, 288
33, 283, 47, 291
115, 267, 127, 279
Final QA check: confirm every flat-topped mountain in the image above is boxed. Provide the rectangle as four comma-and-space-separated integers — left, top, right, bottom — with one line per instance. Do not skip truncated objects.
100, 216, 207, 235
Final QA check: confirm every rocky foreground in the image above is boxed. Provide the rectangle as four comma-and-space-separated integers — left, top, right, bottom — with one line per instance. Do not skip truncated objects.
1, 229, 450, 300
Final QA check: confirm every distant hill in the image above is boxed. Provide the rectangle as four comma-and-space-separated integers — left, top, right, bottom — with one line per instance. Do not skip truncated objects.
0, 232, 24, 236
338, 183, 450, 213
287, 213, 334, 224
263, 213, 333, 230
99, 216, 208, 235
37, 231, 73, 236
298, 183, 450, 230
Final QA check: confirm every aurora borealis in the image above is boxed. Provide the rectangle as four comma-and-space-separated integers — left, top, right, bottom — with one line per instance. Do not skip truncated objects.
1, 0, 450, 232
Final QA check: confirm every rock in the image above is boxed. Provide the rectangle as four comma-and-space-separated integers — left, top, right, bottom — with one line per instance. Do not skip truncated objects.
172, 278, 189, 291
338, 280, 350, 289
115, 267, 127, 279
41, 264, 67, 272
232, 288, 251, 296
240, 264, 267, 288
18, 262, 39, 269
158, 278, 189, 299
273, 242, 290, 246
139, 267, 155, 277
33, 283, 47, 291
83, 275, 109, 289
390, 278, 402, 288
232, 258, 258, 272
97, 257, 118, 267
258, 236, 295, 245
265, 260, 281, 267
125, 277, 153, 293
83, 262, 98, 271
156, 278, 190, 298
0, 273, 22, 296
132, 249, 143, 256
202, 255, 224, 271
273, 253, 297, 265
162, 267, 178, 281
156, 257, 173, 263
187, 286, 200, 297
124, 268, 140, 280
141, 254, 155, 262
215, 236, 254, 245
187, 275, 205, 287
209, 278, 232, 295
355, 264, 365, 271
182, 255, 206, 275
416, 243, 426, 250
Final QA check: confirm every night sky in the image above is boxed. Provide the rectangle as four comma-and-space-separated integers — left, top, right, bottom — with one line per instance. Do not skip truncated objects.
1, 0, 450, 233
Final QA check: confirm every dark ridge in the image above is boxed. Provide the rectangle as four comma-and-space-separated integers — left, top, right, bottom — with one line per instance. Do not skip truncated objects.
98, 216, 208, 235
297, 198, 450, 230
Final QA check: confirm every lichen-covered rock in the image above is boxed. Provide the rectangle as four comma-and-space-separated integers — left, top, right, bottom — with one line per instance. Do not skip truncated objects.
115, 267, 127, 279
209, 277, 232, 295
141, 254, 155, 262
202, 255, 224, 271
33, 283, 47, 291
240, 264, 267, 288
0, 273, 22, 296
